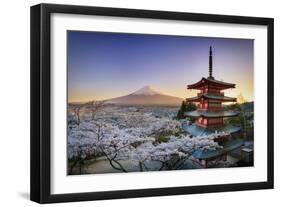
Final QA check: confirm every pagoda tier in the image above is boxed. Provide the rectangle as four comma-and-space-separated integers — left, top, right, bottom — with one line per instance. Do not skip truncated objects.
185, 89, 237, 114
185, 110, 238, 128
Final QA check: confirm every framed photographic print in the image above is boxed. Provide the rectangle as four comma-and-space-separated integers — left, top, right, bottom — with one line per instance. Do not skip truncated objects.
30, 3, 274, 203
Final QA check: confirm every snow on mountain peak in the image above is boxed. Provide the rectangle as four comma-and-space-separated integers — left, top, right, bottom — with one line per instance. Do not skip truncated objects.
131, 85, 162, 96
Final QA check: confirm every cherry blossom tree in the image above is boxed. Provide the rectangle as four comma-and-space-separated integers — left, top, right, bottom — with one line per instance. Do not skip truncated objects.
67, 111, 225, 174
85, 100, 105, 120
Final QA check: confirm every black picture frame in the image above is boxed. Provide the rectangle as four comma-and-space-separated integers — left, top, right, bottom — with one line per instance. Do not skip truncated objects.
30, 3, 274, 204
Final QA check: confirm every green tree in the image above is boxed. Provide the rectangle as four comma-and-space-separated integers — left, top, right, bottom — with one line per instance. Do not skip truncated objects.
176, 101, 185, 119
186, 102, 197, 112
177, 101, 196, 119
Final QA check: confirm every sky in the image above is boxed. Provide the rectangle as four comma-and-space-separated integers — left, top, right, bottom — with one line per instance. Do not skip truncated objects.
67, 31, 254, 102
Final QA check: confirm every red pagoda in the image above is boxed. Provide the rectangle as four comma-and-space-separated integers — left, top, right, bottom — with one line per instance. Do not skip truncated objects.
185, 46, 239, 133
184, 46, 243, 167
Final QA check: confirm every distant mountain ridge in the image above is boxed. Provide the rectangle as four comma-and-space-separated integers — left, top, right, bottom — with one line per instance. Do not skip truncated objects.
106, 85, 183, 106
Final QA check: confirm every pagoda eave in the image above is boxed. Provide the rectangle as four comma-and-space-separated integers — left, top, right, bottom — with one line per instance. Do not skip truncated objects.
187, 77, 235, 90
182, 123, 241, 137
186, 98, 236, 103
184, 110, 239, 118
186, 95, 237, 102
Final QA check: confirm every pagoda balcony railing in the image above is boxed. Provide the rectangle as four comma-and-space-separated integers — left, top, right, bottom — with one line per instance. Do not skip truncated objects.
197, 92, 224, 97
197, 107, 223, 112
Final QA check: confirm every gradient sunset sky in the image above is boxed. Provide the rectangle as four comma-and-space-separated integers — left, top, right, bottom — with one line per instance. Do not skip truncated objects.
67, 31, 254, 102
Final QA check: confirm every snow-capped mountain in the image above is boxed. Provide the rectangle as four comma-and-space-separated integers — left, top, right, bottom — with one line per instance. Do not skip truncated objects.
107, 85, 183, 106
130, 85, 163, 96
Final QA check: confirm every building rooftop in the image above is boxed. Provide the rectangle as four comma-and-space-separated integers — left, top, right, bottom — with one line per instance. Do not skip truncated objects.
241, 148, 253, 153
192, 138, 244, 160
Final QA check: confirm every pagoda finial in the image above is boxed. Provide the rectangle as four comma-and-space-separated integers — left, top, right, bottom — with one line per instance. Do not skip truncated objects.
208, 46, 214, 79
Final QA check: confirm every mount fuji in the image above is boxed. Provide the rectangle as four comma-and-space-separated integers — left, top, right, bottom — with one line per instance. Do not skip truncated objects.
106, 85, 183, 106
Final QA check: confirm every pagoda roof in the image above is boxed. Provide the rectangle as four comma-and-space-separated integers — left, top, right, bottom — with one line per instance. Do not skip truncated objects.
186, 94, 236, 102
184, 110, 238, 118
187, 77, 235, 89
182, 123, 241, 137
192, 138, 244, 160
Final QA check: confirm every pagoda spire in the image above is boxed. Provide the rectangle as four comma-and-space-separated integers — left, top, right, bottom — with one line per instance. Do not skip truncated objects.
208, 46, 214, 80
